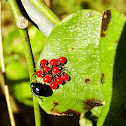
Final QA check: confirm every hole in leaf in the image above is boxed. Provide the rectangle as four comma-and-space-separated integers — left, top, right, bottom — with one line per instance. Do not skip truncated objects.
85, 79, 90, 84
101, 73, 104, 84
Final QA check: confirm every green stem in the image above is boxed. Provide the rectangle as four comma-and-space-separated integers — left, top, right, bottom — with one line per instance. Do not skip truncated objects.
29, 0, 60, 25
7, 0, 41, 126
18, 29, 35, 78
33, 96, 41, 126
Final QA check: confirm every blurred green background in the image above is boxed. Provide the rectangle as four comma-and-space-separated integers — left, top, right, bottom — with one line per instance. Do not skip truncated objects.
0, 0, 126, 126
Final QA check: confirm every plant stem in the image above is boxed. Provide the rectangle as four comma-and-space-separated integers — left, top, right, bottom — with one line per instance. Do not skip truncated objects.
7, 0, 41, 126
33, 96, 42, 126
18, 29, 35, 78
29, 0, 60, 25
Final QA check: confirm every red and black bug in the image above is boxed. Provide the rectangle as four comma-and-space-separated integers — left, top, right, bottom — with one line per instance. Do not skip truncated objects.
34, 57, 70, 90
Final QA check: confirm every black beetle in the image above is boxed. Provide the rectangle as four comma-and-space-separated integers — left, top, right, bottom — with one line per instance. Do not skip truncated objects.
30, 82, 53, 97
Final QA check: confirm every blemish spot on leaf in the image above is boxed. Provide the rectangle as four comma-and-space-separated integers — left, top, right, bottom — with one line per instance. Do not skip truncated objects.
71, 47, 75, 51
51, 103, 80, 116
50, 102, 59, 115
84, 99, 104, 110
115, 40, 119, 43
101, 73, 104, 84
53, 102, 59, 106
60, 110, 80, 116
101, 10, 111, 37
85, 79, 90, 84
50, 109, 80, 116
87, 12, 93, 17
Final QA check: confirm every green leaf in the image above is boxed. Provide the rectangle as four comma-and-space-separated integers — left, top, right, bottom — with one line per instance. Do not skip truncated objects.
6, 62, 29, 80
97, 10, 126, 126
37, 10, 104, 115
36, 9, 126, 125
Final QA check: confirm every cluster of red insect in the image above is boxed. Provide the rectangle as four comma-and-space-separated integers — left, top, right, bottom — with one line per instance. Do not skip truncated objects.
36, 57, 69, 89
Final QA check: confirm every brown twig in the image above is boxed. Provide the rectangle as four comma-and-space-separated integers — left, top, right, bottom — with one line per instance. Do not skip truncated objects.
4, 85, 16, 126
0, 0, 5, 73
0, 1, 16, 126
